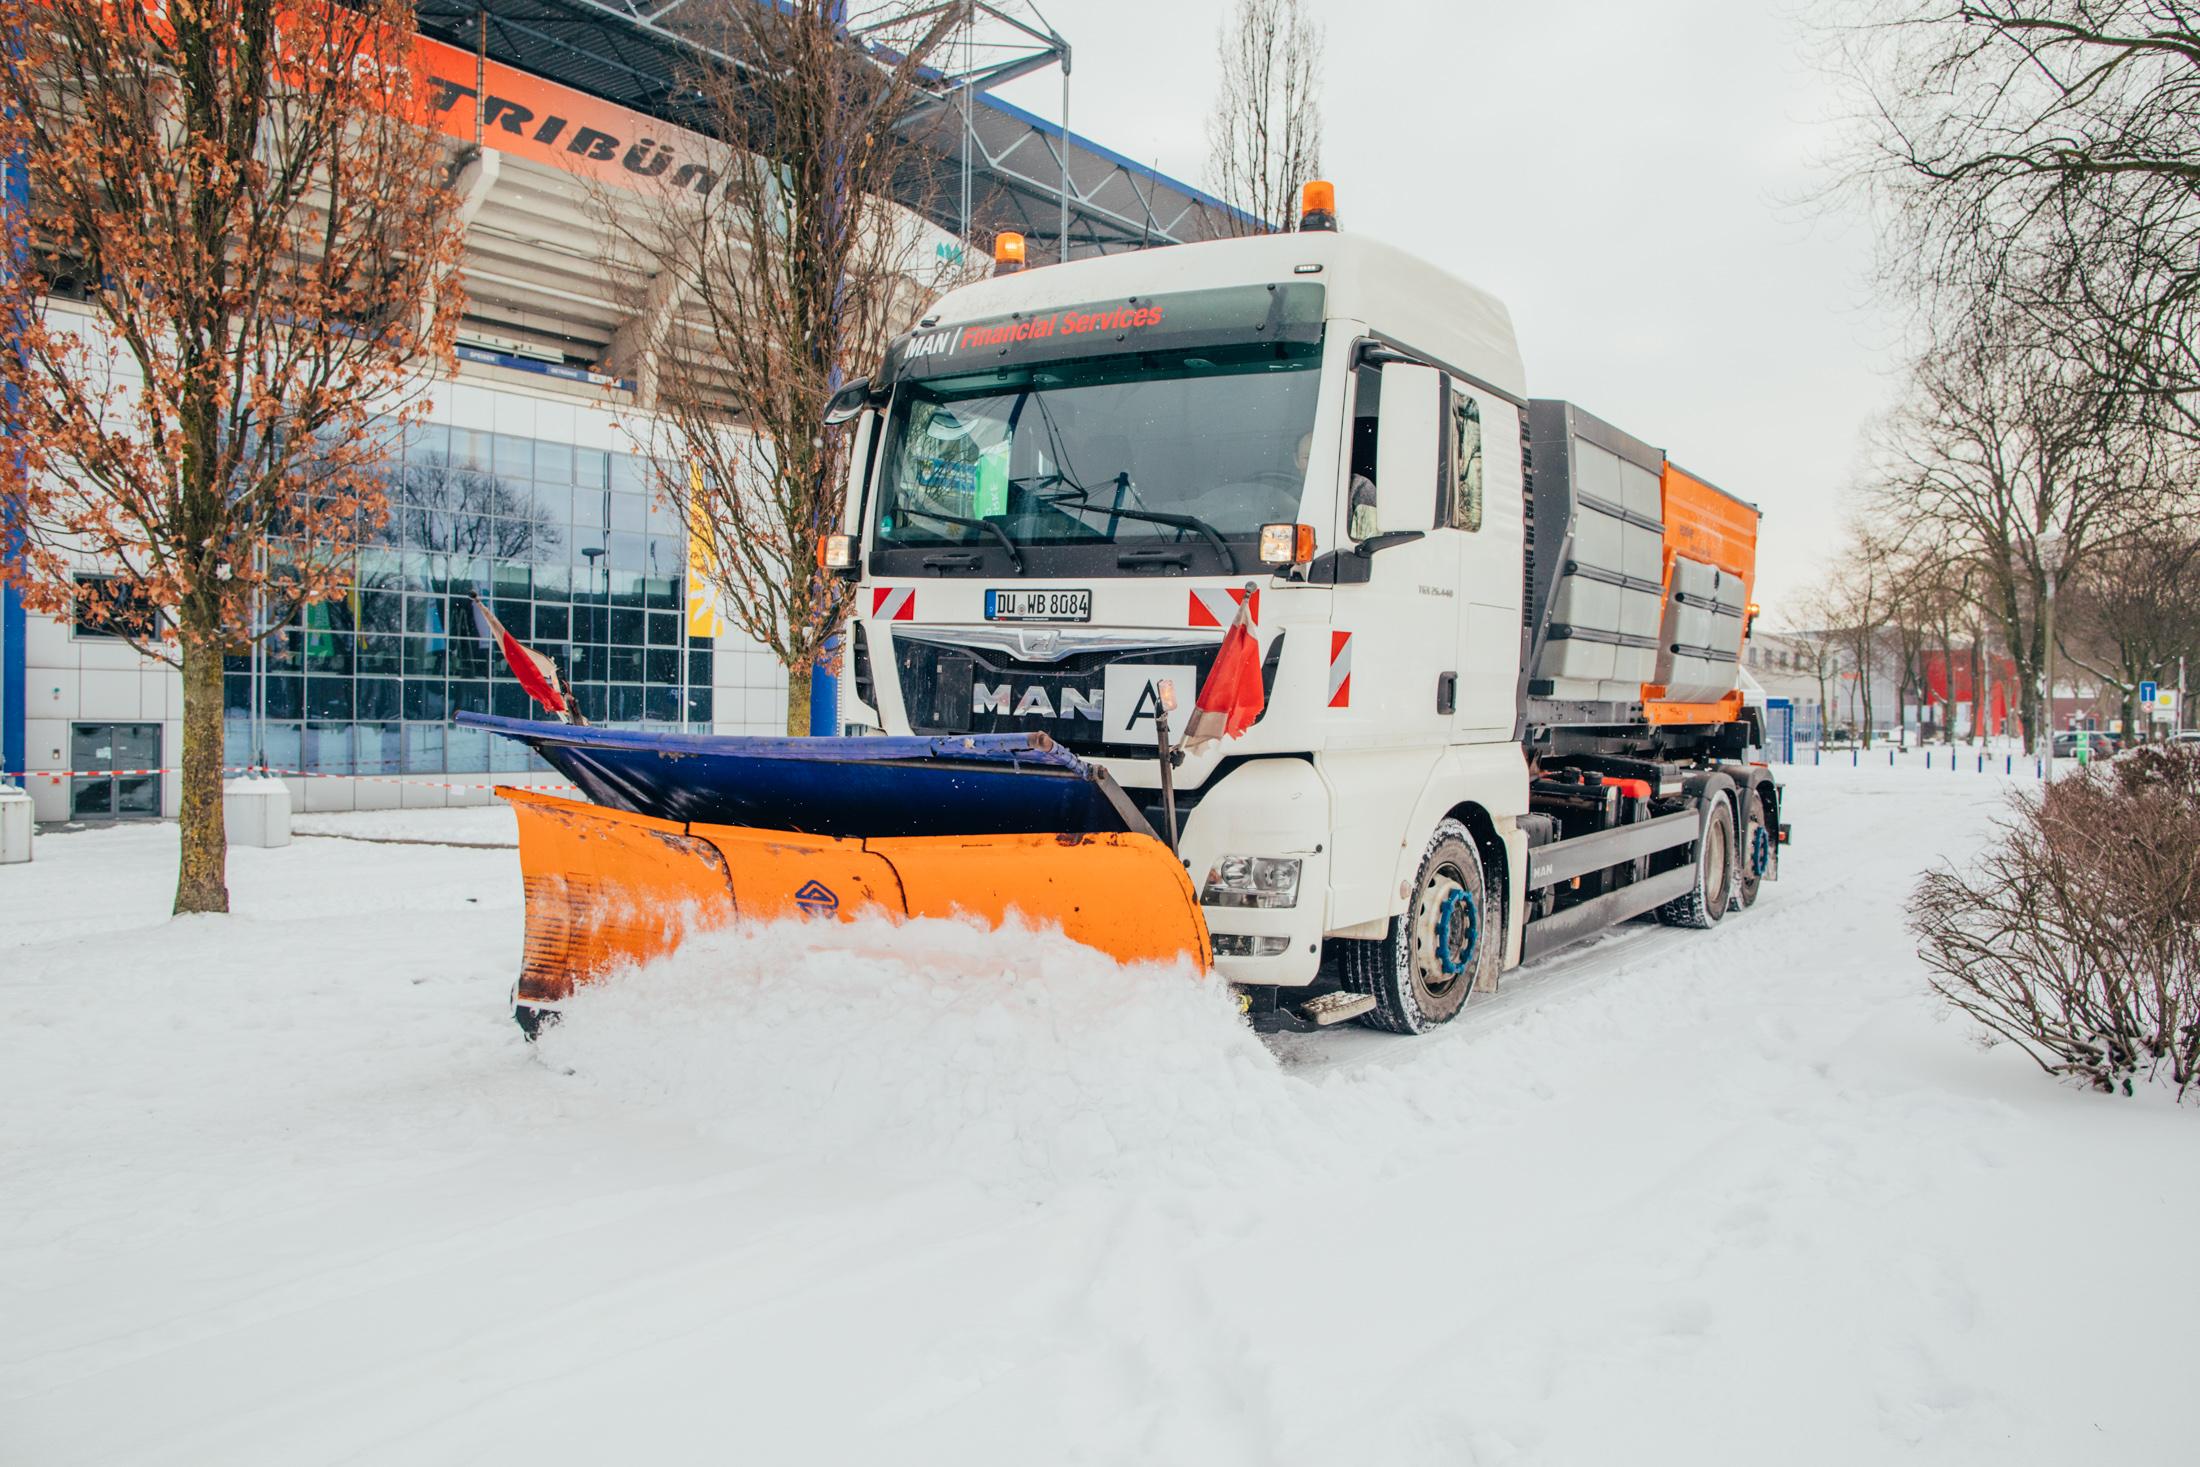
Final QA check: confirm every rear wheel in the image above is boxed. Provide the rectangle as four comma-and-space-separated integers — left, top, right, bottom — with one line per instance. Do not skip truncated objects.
1338, 819, 1500, 1034
1656, 798, 1735, 929
1737, 790, 1771, 909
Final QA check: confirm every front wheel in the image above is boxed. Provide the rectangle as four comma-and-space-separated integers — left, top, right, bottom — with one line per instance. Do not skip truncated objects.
1337, 819, 1501, 1034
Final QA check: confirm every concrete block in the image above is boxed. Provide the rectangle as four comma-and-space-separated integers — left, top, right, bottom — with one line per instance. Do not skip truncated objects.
0, 786, 32, 863
223, 776, 291, 848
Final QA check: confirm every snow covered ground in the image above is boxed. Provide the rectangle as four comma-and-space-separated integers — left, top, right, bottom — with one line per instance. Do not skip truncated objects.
4, 766, 2192, 1465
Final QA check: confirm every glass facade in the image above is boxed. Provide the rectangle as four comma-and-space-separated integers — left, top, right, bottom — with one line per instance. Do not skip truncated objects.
223, 421, 713, 775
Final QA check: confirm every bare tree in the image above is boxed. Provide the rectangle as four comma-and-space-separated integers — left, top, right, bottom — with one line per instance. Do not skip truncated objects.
1804, 529, 1904, 746
1861, 301, 2155, 751
1833, 2, 2200, 439
2059, 517, 2200, 737
616, 0, 959, 735
0, 0, 465, 911
1204, 0, 1325, 235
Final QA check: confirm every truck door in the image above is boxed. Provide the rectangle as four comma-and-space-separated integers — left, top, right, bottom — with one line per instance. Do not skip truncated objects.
1332, 357, 1459, 746
1447, 383, 1526, 739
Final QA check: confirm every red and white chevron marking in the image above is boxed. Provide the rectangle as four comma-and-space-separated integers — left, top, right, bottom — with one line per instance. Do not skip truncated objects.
1188, 586, 1258, 628
1327, 630, 1353, 708
870, 585, 915, 621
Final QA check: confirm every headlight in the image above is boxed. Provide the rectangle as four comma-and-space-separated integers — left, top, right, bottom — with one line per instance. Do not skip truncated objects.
1202, 855, 1302, 909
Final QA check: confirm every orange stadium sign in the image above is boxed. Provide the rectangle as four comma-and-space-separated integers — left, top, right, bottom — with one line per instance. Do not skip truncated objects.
412, 30, 723, 195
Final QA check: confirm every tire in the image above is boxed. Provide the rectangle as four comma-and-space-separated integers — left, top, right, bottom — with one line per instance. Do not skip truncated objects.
1337, 819, 1501, 1034
1737, 789, 1771, 909
1656, 797, 1735, 930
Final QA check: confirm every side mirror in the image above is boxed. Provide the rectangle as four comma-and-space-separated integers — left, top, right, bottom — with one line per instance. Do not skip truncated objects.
822, 377, 872, 427
1371, 363, 1444, 537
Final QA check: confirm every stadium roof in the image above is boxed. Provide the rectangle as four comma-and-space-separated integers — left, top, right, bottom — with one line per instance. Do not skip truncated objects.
411, 0, 1260, 260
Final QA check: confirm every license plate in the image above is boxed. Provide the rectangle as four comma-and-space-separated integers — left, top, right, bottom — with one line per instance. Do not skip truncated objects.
985, 588, 1091, 622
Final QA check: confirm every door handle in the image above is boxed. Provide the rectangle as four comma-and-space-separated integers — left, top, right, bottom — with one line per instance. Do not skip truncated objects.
1436, 672, 1457, 715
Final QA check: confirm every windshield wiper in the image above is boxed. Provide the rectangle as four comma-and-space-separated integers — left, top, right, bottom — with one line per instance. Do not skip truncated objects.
894, 506, 1024, 573
1038, 473, 1241, 574
1094, 504, 1238, 574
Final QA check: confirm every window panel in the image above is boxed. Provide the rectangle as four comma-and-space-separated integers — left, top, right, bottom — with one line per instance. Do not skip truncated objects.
610, 646, 644, 683
450, 681, 490, 715
446, 725, 490, 774
402, 723, 446, 774
646, 611, 679, 646
354, 723, 401, 775
645, 685, 678, 724
305, 722, 353, 774
647, 649, 680, 686
358, 634, 403, 675
492, 681, 532, 719
684, 688, 713, 727
576, 447, 609, 491
403, 678, 448, 723
533, 603, 571, 643
357, 678, 401, 722
644, 570, 680, 610
305, 677, 355, 721
534, 441, 575, 486
265, 675, 302, 720
609, 684, 643, 723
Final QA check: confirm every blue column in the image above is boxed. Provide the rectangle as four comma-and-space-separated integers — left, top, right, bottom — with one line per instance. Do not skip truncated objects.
810, 633, 840, 735
2, 143, 27, 785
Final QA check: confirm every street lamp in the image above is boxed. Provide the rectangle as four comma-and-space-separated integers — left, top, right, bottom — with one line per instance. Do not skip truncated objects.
581, 545, 605, 724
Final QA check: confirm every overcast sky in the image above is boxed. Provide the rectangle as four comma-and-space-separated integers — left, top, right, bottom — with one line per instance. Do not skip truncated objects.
993, 0, 1901, 623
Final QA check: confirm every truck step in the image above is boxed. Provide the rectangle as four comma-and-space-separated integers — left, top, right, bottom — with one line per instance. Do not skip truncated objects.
1242, 988, 1379, 1034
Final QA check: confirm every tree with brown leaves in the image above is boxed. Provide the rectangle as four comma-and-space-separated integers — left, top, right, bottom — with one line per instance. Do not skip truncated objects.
0, 0, 466, 912
618, 0, 960, 735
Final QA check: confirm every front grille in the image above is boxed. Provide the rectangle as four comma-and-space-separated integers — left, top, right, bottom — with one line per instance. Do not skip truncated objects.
892, 632, 1283, 756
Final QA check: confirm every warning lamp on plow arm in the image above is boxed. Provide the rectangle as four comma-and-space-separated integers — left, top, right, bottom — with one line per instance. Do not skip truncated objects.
1299, 180, 1337, 232
993, 230, 1026, 275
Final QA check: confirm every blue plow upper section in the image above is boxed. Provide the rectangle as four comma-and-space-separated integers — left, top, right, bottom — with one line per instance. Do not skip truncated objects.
455, 712, 1153, 841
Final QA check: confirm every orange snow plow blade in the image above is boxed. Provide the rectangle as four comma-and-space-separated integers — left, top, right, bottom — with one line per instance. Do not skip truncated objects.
500, 789, 1211, 1010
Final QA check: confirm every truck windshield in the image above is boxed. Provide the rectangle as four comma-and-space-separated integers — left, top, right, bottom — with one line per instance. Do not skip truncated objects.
873, 344, 1322, 566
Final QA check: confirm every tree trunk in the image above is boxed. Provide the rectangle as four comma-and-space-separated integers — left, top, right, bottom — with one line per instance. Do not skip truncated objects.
785, 660, 812, 737
174, 636, 229, 915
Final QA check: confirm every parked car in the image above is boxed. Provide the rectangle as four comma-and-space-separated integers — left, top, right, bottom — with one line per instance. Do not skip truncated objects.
2053, 732, 2118, 760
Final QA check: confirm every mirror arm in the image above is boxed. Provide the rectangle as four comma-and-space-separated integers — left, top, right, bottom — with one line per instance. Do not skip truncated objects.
1353, 530, 1426, 558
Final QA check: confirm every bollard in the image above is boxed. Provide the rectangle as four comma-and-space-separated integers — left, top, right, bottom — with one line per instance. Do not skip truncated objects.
1927, 751, 1933, 769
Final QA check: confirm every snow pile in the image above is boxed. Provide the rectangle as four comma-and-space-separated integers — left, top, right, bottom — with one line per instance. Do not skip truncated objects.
538, 913, 1330, 1189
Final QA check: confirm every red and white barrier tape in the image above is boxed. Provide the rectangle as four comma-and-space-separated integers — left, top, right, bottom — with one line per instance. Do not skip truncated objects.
2, 765, 577, 794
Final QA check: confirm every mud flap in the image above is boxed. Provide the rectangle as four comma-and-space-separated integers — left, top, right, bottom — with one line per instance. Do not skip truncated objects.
503, 789, 1211, 1008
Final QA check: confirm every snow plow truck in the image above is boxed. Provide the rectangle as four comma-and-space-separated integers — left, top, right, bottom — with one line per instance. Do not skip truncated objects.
465, 182, 1786, 1036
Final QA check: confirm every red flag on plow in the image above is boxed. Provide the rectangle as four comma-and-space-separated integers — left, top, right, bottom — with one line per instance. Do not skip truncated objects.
470, 596, 581, 722
1182, 586, 1264, 748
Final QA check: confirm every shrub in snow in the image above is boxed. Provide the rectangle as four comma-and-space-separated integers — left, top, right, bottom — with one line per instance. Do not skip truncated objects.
1910, 745, 2200, 1098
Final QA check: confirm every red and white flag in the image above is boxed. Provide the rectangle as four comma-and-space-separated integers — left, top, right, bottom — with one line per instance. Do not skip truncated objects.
1181, 586, 1265, 748
471, 596, 579, 722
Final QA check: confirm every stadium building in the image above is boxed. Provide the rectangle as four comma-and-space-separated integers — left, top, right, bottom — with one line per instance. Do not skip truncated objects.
0, 0, 1245, 822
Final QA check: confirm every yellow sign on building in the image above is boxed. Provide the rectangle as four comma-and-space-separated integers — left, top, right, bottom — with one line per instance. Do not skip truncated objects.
685, 461, 725, 639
